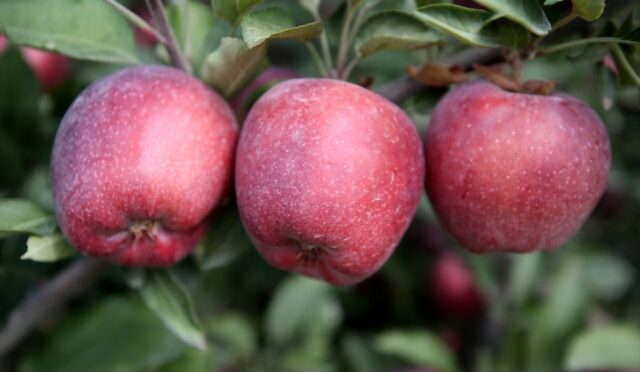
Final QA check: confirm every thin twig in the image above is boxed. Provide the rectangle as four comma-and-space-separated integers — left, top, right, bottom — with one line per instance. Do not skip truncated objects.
310, 9, 334, 77
540, 37, 640, 55
145, 0, 192, 74
0, 258, 110, 356
305, 41, 330, 77
336, 0, 355, 78
104, 0, 167, 44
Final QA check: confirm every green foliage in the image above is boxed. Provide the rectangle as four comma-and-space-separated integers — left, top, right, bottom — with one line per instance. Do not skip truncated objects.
565, 325, 640, 370
374, 330, 457, 371
573, 0, 606, 22
211, 0, 263, 25
0, 199, 55, 238
415, 5, 499, 47
201, 37, 267, 97
140, 270, 207, 350
18, 297, 185, 372
241, 7, 322, 48
475, 0, 551, 35
0, 0, 138, 64
22, 233, 75, 262
355, 10, 444, 58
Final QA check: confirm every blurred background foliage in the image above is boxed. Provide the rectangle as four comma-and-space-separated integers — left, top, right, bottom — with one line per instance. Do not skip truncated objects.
0, 0, 639, 371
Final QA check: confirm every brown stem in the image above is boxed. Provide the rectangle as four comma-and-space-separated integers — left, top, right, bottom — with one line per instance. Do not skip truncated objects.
145, 0, 192, 74
0, 258, 110, 357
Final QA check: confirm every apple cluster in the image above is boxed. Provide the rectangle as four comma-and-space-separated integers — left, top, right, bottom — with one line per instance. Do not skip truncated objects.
50, 64, 611, 285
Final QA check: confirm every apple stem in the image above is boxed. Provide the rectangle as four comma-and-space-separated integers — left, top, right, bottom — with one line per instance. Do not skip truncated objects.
103, 0, 168, 45
145, 0, 192, 74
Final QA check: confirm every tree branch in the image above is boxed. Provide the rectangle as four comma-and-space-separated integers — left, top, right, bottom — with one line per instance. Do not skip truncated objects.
145, 0, 192, 74
0, 258, 110, 357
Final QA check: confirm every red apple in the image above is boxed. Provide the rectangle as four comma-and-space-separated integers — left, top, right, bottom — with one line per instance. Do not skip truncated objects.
51, 65, 238, 266
424, 80, 611, 253
429, 253, 484, 320
0, 35, 71, 91
235, 78, 425, 285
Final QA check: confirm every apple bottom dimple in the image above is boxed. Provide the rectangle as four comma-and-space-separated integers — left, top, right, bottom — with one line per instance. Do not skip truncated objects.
252, 237, 377, 286
75, 219, 207, 267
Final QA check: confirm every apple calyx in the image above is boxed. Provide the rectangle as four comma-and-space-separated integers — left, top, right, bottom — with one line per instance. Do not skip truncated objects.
129, 220, 161, 240
473, 64, 556, 96
296, 242, 335, 262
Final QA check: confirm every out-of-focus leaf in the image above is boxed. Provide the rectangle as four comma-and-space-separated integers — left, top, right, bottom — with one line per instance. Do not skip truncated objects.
481, 16, 531, 50
342, 334, 381, 372
0, 199, 56, 239
355, 10, 444, 58
265, 275, 333, 344
474, 0, 551, 35
415, 5, 499, 47
544, 0, 564, 5
168, 0, 217, 72
140, 270, 207, 350
240, 7, 321, 48
572, 0, 605, 21
527, 257, 590, 370
157, 347, 209, 372
0, 0, 138, 64
509, 252, 542, 307
201, 37, 267, 97
208, 313, 257, 361
18, 297, 185, 372
22, 233, 75, 262
374, 330, 457, 372
194, 206, 252, 271
20, 168, 54, 211
565, 325, 640, 370
298, 0, 321, 16
585, 253, 635, 301
211, 0, 263, 25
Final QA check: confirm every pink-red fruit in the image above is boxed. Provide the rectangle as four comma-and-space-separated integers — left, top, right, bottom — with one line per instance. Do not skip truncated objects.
236, 78, 425, 285
429, 253, 484, 319
51, 65, 237, 266
425, 81, 611, 253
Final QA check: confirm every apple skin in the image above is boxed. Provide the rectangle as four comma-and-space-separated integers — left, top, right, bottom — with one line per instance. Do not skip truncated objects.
424, 80, 611, 253
236, 78, 425, 285
429, 253, 484, 320
51, 65, 238, 266
0, 35, 71, 91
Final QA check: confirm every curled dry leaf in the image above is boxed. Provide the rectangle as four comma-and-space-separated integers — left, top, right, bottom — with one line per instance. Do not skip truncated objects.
473, 64, 556, 96
522, 79, 556, 95
407, 63, 467, 87
473, 63, 522, 92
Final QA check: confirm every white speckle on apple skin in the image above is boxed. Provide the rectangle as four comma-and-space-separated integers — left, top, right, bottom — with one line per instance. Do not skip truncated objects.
51, 65, 238, 266
425, 80, 611, 253
236, 78, 425, 285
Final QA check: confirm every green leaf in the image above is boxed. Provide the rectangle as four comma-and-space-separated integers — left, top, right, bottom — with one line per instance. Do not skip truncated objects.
0, 0, 138, 64
527, 257, 590, 369
565, 325, 640, 370
211, 0, 263, 25
240, 7, 322, 48
208, 313, 257, 361
341, 334, 381, 372
0, 199, 56, 239
194, 206, 251, 271
265, 276, 333, 344
585, 253, 635, 301
167, 0, 218, 73
201, 37, 267, 97
415, 5, 499, 47
157, 348, 209, 372
355, 10, 444, 58
374, 330, 457, 372
140, 270, 207, 351
474, 0, 551, 35
544, 0, 564, 5
481, 16, 531, 50
22, 234, 75, 262
298, 0, 321, 16
18, 297, 185, 372
509, 252, 542, 307
572, 0, 605, 21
